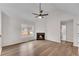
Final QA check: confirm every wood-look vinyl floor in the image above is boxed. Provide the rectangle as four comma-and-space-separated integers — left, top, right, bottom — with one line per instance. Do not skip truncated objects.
1, 40, 78, 56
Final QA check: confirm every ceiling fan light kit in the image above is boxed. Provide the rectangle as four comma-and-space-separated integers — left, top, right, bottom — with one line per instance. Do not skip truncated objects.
32, 3, 48, 19
38, 16, 42, 19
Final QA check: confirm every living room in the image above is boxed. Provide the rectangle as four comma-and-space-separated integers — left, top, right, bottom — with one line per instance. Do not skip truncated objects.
0, 3, 79, 56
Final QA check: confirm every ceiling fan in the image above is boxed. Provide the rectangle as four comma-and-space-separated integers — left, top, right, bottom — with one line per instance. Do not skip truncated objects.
32, 3, 48, 19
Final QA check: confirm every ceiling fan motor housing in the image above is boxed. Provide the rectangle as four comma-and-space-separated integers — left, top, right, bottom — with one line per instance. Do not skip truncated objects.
40, 10, 43, 13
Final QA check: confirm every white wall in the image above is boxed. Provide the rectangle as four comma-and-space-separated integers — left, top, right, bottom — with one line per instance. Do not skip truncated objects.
2, 11, 35, 47
44, 10, 78, 47
35, 19, 47, 39
35, 21, 46, 33
0, 10, 2, 55
46, 14, 60, 42
58, 12, 78, 47
66, 20, 73, 42
35, 10, 78, 47
75, 17, 79, 47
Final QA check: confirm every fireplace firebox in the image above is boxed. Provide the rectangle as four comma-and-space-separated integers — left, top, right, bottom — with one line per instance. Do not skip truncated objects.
37, 33, 45, 40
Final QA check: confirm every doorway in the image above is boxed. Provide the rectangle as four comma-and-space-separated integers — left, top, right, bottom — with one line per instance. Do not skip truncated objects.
61, 24, 66, 43
60, 21, 67, 44
60, 20, 73, 46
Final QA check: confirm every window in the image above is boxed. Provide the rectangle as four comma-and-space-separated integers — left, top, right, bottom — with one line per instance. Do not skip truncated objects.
21, 24, 34, 38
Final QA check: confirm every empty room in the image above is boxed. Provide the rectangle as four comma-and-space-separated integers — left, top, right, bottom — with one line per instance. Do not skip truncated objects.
0, 3, 79, 56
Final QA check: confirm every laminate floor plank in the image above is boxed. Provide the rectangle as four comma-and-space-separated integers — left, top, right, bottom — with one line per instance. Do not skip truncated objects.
1, 40, 78, 56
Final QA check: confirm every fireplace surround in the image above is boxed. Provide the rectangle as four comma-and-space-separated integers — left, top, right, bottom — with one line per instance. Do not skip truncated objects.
37, 33, 45, 40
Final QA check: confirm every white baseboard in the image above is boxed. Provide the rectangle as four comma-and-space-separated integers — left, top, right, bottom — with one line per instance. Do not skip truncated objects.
46, 39, 61, 43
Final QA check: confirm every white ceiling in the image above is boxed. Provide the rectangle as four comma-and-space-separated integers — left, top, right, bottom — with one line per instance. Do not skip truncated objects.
0, 3, 79, 21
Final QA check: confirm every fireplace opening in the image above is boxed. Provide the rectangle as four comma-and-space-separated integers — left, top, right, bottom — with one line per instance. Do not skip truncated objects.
37, 33, 45, 40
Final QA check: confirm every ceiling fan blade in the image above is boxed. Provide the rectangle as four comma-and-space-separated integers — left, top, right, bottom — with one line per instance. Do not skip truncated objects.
35, 15, 39, 18
41, 14, 48, 16
32, 13, 39, 15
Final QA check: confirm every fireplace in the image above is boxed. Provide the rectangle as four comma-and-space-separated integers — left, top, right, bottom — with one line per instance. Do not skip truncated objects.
37, 33, 45, 40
